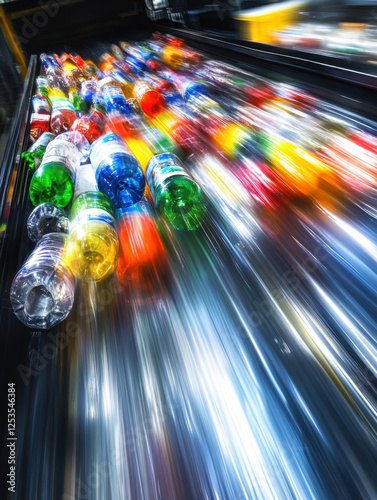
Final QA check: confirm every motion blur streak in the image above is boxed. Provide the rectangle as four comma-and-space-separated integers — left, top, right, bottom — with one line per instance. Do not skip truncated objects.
13, 196, 377, 500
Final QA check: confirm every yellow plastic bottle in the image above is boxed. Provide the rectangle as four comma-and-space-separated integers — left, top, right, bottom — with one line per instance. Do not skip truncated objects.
65, 166, 119, 282
125, 137, 154, 172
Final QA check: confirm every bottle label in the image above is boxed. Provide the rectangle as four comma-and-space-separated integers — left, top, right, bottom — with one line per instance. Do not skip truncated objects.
103, 85, 125, 100
134, 82, 152, 100
32, 95, 51, 114
40, 154, 74, 174
99, 77, 117, 88
27, 132, 55, 153
90, 133, 129, 171
70, 208, 115, 231
73, 165, 98, 200
30, 114, 51, 143
146, 154, 190, 197
52, 99, 76, 113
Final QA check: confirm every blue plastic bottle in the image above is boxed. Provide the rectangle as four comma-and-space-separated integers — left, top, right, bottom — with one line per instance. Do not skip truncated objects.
90, 133, 145, 208
99, 78, 131, 115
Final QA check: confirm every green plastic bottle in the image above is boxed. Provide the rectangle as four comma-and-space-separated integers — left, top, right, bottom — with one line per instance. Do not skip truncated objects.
22, 132, 55, 171
29, 158, 75, 208
146, 153, 206, 231
69, 87, 88, 116
36, 76, 50, 100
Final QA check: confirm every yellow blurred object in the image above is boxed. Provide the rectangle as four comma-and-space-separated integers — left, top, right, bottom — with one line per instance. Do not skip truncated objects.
339, 23, 366, 31
234, 0, 308, 44
162, 45, 183, 70
269, 140, 340, 204
126, 137, 154, 172
212, 123, 251, 158
150, 111, 179, 136
111, 73, 135, 100
66, 222, 119, 282
47, 87, 66, 99
0, 6, 27, 78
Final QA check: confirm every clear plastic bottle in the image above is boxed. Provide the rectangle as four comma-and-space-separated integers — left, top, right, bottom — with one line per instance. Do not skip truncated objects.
10, 233, 75, 329
27, 203, 70, 243
146, 153, 206, 230
53, 131, 90, 165
65, 165, 119, 282
44, 135, 81, 170
90, 133, 145, 208
35, 76, 50, 100
80, 79, 102, 105
40, 53, 70, 94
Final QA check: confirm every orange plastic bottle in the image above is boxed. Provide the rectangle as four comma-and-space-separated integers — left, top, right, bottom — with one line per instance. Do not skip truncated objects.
116, 195, 168, 290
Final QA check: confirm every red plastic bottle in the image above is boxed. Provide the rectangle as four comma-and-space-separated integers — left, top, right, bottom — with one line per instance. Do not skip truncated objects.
116, 196, 168, 290
71, 105, 106, 143
29, 114, 51, 143
134, 81, 166, 117
103, 112, 132, 140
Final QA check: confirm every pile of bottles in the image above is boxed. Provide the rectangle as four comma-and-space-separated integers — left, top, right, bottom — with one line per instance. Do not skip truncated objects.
11, 33, 377, 329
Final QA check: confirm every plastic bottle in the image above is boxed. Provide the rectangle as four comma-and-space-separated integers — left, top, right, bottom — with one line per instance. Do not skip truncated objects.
69, 87, 88, 116
10, 233, 75, 329
65, 165, 119, 282
36, 76, 50, 99
22, 132, 55, 171
146, 153, 206, 230
103, 111, 132, 140
29, 138, 78, 207
50, 96, 77, 135
31, 94, 51, 115
61, 58, 82, 88
27, 202, 70, 243
90, 133, 145, 208
71, 104, 106, 143
44, 134, 81, 170
116, 196, 167, 289
80, 79, 102, 106
40, 53, 69, 94
141, 73, 181, 104
122, 44, 161, 72
99, 78, 131, 115
134, 81, 165, 117
55, 131, 91, 165
29, 113, 51, 143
